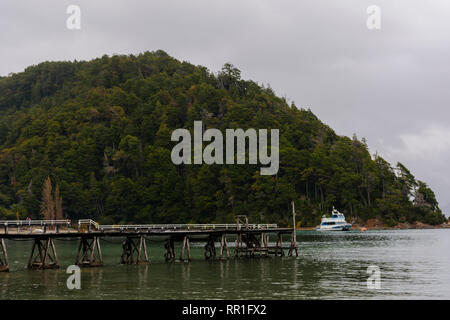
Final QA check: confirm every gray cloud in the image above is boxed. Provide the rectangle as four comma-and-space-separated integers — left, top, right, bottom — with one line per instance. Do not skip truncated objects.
1, 0, 449, 214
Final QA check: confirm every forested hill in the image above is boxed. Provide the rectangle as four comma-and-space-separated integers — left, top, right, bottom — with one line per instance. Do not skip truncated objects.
0, 50, 446, 226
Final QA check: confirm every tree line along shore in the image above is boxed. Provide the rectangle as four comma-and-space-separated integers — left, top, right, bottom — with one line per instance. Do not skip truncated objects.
0, 51, 447, 227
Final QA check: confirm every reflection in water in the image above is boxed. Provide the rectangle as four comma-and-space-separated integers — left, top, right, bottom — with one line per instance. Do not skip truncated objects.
1, 272, 8, 296
85, 267, 103, 290
0, 230, 450, 299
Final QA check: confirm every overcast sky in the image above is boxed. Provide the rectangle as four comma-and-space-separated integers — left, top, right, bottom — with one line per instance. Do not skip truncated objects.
1, 0, 449, 215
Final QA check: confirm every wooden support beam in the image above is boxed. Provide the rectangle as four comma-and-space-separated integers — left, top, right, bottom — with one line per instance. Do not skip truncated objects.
274, 233, 285, 257
28, 238, 59, 270
260, 233, 264, 256
204, 237, 216, 260
180, 236, 185, 261
121, 238, 132, 264
141, 236, 149, 262
231, 232, 274, 258
234, 233, 242, 257
219, 234, 229, 259
258, 232, 269, 257
0, 238, 8, 272
164, 237, 175, 263
288, 232, 298, 257
180, 236, 188, 262
186, 237, 191, 261
50, 238, 59, 264
90, 236, 97, 262
265, 233, 269, 257
75, 237, 103, 267
224, 236, 229, 258
279, 233, 285, 256
96, 237, 103, 262
121, 236, 148, 264
288, 200, 299, 257
75, 237, 82, 264
219, 235, 223, 258
245, 233, 264, 257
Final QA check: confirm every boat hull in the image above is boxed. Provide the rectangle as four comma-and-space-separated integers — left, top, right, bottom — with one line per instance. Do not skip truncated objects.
316, 224, 352, 231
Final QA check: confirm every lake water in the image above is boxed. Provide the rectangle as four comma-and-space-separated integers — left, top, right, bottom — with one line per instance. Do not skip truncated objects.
1, 229, 449, 299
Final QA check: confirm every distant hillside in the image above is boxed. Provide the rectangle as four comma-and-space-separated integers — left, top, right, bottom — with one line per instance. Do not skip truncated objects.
0, 50, 446, 226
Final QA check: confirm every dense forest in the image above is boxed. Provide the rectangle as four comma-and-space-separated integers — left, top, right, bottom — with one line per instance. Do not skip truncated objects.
0, 51, 446, 226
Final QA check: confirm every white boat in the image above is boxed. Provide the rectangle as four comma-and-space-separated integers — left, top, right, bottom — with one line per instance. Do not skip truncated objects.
316, 207, 352, 231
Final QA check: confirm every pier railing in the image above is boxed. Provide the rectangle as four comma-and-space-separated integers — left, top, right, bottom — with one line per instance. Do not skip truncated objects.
1, 219, 278, 234
78, 220, 277, 232
0, 220, 71, 234
0, 220, 70, 226
78, 219, 99, 230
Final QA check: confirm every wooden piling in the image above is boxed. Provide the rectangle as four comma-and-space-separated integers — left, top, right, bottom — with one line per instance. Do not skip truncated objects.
288, 231, 298, 257
180, 236, 189, 262
28, 238, 59, 270
232, 233, 268, 257
204, 237, 216, 260
90, 236, 97, 262
288, 200, 299, 257
234, 233, 243, 257
96, 237, 103, 262
260, 233, 264, 256
180, 237, 185, 261
186, 237, 191, 261
164, 238, 175, 263
141, 236, 149, 262
121, 236, 148, 264
0, 238, 8, 272
219, 234, 229, 259
275, 233, 285, 256
224, 236, 229, 258
75, 237, 103, 267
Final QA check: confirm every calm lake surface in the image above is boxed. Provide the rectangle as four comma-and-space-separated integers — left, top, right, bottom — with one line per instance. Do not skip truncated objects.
1, 229, 449, 299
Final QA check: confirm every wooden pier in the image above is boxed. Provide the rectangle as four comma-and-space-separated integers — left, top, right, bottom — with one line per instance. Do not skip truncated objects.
0, 216, 298, 272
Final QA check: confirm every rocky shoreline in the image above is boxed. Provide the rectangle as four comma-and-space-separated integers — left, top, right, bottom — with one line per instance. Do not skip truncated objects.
297, 219, 450, 231
353, 218, 450, 230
